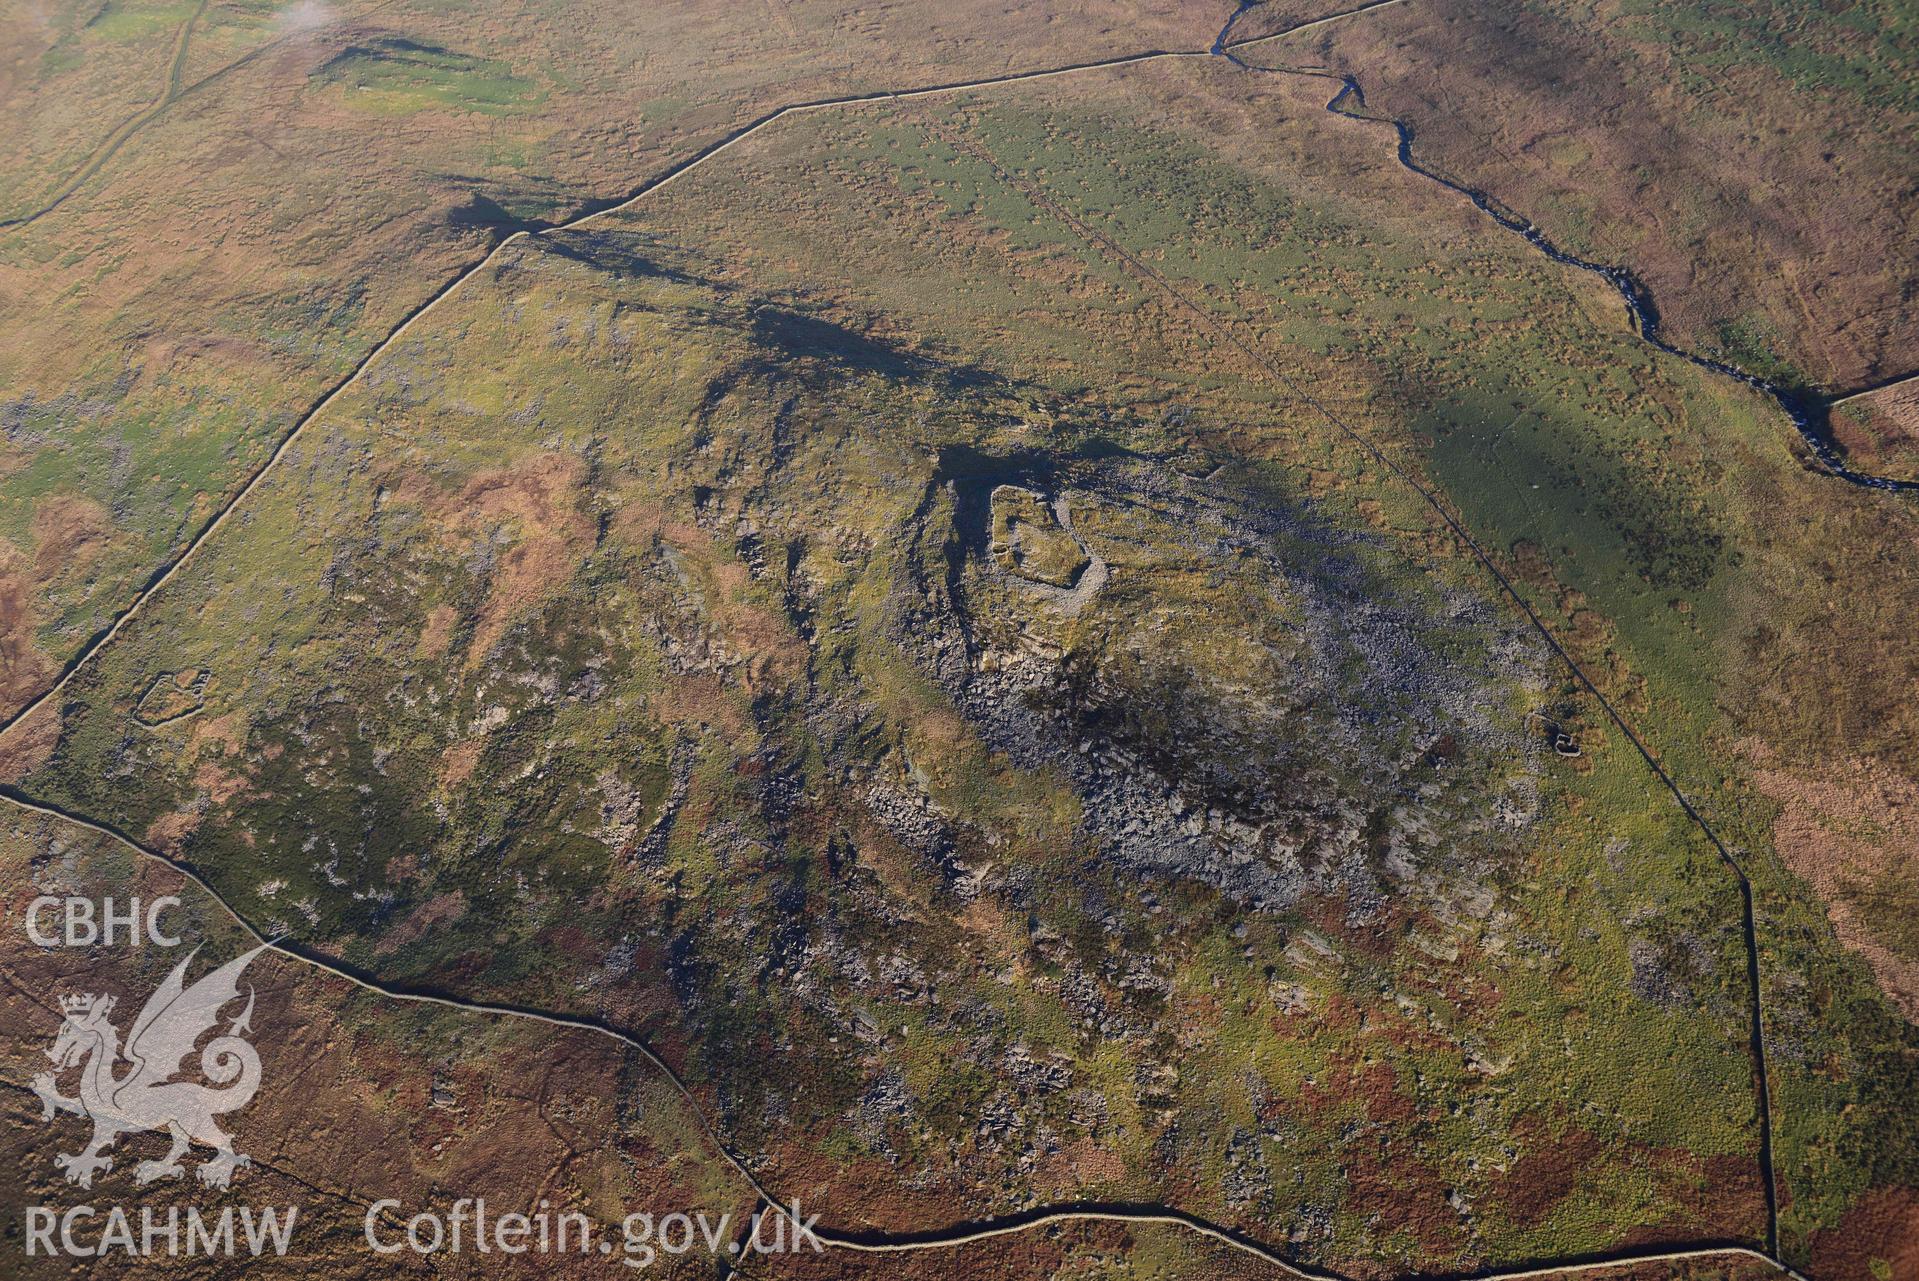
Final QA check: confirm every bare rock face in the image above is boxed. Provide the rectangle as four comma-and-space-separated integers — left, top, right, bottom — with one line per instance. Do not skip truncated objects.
891, 453, 1550, 916
989, 485, 1091, 589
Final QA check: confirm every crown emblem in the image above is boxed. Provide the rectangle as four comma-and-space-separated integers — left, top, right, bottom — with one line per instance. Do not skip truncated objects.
59, 993, 98, 1016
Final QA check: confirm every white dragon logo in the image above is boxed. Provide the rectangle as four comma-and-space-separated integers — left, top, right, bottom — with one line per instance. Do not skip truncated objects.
30, 944, 267, 1190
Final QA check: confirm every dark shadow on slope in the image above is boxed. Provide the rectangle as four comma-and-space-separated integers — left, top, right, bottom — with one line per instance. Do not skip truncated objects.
446, 192, 529, 233
530, 228, 708, 283
748, 305, 1016, 398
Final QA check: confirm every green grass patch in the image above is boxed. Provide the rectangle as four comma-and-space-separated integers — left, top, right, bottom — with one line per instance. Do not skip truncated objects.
316, 38, 544, 116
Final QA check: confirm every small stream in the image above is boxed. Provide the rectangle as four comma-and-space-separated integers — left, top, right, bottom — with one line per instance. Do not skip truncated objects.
1212, 0, 1262, 54
1214, 18, 1917, 493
